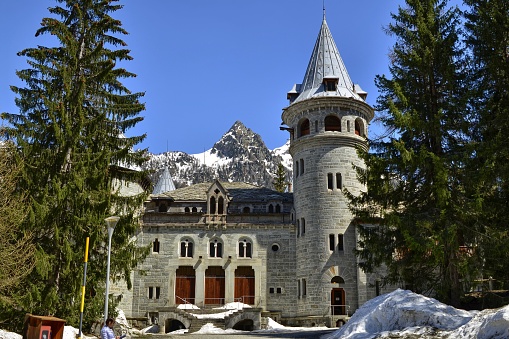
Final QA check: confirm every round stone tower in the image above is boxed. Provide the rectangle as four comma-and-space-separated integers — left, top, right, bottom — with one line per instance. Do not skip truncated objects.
281, 13, 374, 318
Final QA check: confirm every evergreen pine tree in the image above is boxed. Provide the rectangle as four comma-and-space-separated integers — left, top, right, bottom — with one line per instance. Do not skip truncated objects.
272, 162, 288, 192
464, 0, 509, 290
1, 0, 149, 328
347, 0, 471, 306
0, 142, 35, 307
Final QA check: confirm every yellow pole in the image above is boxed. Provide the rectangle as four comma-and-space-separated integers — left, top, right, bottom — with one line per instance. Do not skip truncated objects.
78, 237, 90, 339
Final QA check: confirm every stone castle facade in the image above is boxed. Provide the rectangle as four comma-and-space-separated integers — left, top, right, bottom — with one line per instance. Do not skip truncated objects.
115, 13, 393, 331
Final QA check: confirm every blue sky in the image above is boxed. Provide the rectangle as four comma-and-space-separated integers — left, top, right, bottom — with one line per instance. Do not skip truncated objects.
0, 1, 457, 155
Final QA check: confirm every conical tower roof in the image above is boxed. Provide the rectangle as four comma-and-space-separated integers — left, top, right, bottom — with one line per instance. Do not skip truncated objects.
291, 14, 365, 103
152, 167, 176, 194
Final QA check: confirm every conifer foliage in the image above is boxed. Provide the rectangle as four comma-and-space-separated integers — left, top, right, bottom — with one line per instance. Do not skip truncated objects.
1, 0, 149, 328
463, 0, 509, 290
347, 0, 470, 306
272, 162, 288, 192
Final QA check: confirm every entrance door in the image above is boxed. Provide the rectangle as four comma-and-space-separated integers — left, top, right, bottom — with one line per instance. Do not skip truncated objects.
205, 266, 225, 305
234, 266, 255, 304
175, 266, 195, 304
331, 288, 346, 315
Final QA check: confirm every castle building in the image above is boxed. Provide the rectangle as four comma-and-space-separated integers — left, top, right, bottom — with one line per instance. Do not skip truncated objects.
117, 12, 386, 331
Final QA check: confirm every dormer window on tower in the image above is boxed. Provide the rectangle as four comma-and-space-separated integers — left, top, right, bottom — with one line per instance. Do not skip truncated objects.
323, 75, 339, 92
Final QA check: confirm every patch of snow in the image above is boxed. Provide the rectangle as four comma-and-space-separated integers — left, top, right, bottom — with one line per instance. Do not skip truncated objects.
193, 323, 243, 334
448, 304, 509, 339
213, 302, 251, 310
62, 326, 95, 339
0, 329, 22, 339
177, 303, 200, 310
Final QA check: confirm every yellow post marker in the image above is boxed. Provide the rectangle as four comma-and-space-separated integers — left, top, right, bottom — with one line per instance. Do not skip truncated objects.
78, 237, 90, 339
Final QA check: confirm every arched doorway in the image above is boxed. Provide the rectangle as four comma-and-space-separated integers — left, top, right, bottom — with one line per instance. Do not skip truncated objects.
175, 266, 195, 304
331, 288, 346, 315
205, 266, 225, 305
165, 319, 186, 333
233, 319, 254, 331
235, 266, 255, 304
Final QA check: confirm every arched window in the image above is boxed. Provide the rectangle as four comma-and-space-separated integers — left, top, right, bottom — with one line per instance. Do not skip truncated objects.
299, 119, 310, 137
218, 197, 224, 214
209, 239, 223, 258
275, 204, 281, 213
184, 207, 190, 213
268, 204, 274, 213
242, 206, 251, 213
325, 115, 341, 132
192, 207, 197, 213
238, 239, 252, 258
355, 119, 363, 136
153, 238, 160, 253
180, 239, 193, 258
210, 196, 216, 214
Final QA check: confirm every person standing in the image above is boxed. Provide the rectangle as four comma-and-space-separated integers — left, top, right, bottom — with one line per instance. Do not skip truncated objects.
101, 318, 119, 339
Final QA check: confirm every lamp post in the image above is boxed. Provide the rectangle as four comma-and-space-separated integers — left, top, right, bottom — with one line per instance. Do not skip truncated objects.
104, 216, 120, 324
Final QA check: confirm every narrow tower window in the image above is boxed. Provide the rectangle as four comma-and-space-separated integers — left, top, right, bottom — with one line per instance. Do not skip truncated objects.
336, 173, 342, 190
299, 119, 310, 137
329, 234, 335, 251
153, 238, 160, 253
300, 159, 304, 174
338, 234, 344, 251
295, 161, 299, 177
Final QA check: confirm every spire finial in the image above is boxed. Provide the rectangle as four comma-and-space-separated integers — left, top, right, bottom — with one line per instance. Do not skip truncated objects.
323, 0, 326, 19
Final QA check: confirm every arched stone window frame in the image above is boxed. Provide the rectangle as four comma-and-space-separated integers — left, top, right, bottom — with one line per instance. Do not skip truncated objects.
238, 237, 253, 258
209, 238, 223, 258
298, 118, 310, 137
355, 118, 366, 137
324, 114, 341, 132
179, 238, 194, 258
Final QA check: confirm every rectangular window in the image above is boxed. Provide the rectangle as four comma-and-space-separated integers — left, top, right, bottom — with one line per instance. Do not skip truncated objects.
276, 287, 282, 294
302, 279, 307, 296
338, 234, 344, 251
329, 234, 335, 251
328, 173, 333, 190
156, 287, 161, 299
301, 218, 305, 235
148, 287, 153, 299
298, 280, 301, 298
300, 159, 304, 174
336, 173, 342, 189
295, 161, 299, 177
153, 238, 160, 253
297, 219, 300, 238
269, 287, 275, 294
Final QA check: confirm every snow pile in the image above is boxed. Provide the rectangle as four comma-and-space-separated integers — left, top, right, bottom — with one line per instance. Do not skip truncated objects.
63, 326, 95, 339
448, 304, 509, 339
177, 303, 199, 310
323, 289, 473, 339
0, 329, 22, 339
193, 323, 242, 334
213, 302, 251, 310
266, 317, 286, 329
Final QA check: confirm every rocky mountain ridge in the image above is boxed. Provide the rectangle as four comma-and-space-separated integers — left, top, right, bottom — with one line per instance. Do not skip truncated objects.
143, 121, 292, 190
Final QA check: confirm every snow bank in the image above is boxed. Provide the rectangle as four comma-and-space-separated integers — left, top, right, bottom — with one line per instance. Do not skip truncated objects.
323, 289, 473, 339
448, 304, 509, 339
213, 302, 251, 310
0, 329, 22, 339
193, 323, 242, 334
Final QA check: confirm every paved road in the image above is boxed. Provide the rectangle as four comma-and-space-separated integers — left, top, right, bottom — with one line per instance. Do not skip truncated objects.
161, 329, 336, 339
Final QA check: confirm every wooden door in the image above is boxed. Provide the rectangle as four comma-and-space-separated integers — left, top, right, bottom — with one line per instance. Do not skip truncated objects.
175, 266, 195, 304
234, 266, 255, 304
205, 266, 225, 305
331, 288, 346, 315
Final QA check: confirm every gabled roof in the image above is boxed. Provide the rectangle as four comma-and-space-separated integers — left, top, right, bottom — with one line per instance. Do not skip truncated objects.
290, 14, 365, 103
152, 167, 176, 194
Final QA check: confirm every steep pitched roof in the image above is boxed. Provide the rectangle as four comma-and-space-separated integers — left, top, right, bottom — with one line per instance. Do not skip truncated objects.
292, 14, 364, 103
152, 167, 176, 194
152, 181, 293, 203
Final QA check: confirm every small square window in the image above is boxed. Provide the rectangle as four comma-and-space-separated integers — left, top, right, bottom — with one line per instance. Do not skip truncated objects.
276, 287, 282, 294
269, 287, 275, 294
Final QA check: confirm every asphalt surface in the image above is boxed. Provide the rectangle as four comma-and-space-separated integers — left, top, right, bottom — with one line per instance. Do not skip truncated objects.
156, 329, 336, 339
